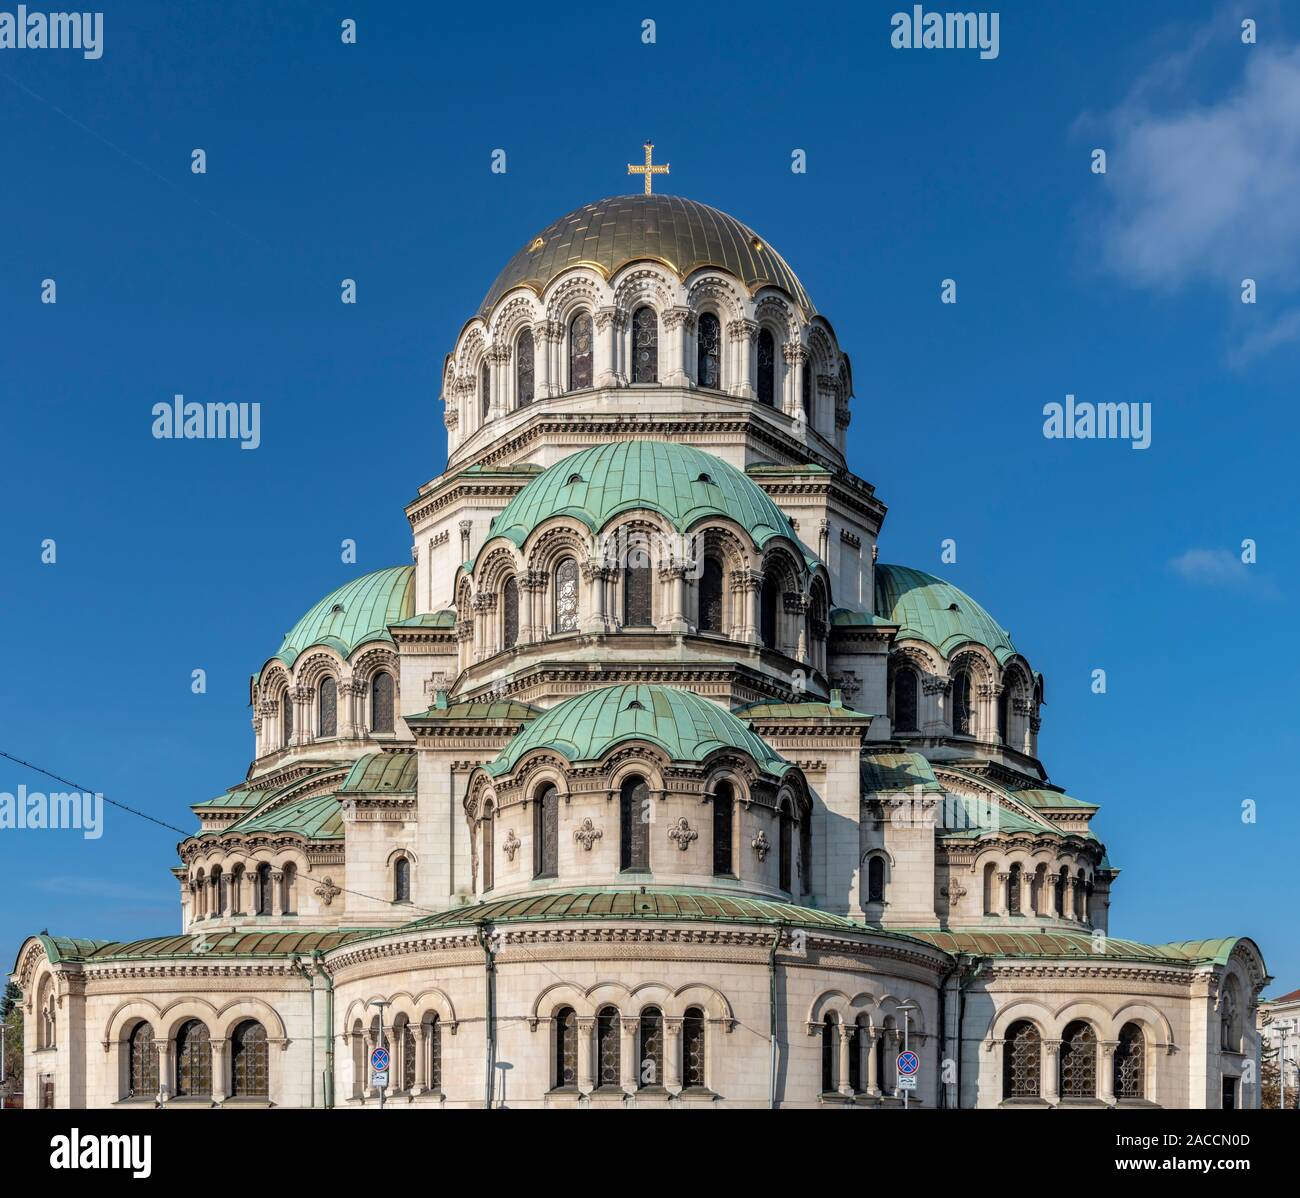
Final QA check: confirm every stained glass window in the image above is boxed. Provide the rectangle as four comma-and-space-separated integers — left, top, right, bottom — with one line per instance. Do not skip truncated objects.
624, 557, 652, 628
1003, 1020, 1041, 1099
281, 691, 293, 748
1060, 1021, 1097, 1099
480, 804, 495, 890
318, 677, 337, 738
682, 1008, 706, 1089
394, 855, 411, 902
1008, 864, 1022, 915
699, 557, 723, 633
1115, 1023, 1145, 1100
127, 1022, 157, 1098
998, 687, 1010, 744
760, 573, 779, 649
257, 863, 273, 915
175, 1020, 211, 1097
894, 668, 918, 732
231, 1020, 268, 1098
554, 1007, 577, 1088
620, 775, 650, 871
516, 328, 534, 407
596, 1007, 620, 1089
480, 361, 491, 421
638, 1007, 664, 1088
554, 558, 579, 633
868, 856, 886, 903
778, 804, 793, 891
502, 575, 519, 649
757, 328, 776, 406
802, 359, 813, 419
534, 784, 558, 877
712, 782, 733, 875
569, 312, 593, 390
951, 669, 972, 735
400, 1020, 416, 1092
371, 672, 395, 733
632, 306, 658, 384
697, 312, 721, 388
425, 1014, 442, 1092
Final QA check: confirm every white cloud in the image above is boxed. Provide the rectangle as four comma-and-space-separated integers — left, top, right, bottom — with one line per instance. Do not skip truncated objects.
1168, 548, 1280, 599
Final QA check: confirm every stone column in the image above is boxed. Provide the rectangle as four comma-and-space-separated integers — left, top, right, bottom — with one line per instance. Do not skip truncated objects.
658, 563, 689, 633
866, 1031, 881, 1096
211, 1038, 228, 1102
736, 570, 762, 643
576, 1017, 595, 1093
882, 1029, 899, 1096
595, 307, 626, 388
727, 319, 758, 399
1043, 1039, 1061, 1104
997, 871, 1011, 918
532, 320, 553, 398
156, 1040, 172, 1102
784, 342, 809, 421
838, 1025, 855, 1097
1061, 874, 1074, 920
270, 871, 285, 917
412, 1023, 428, 1096
663, 307, 693, 387
1099, 1040, 1118, 1105
620, 1017, 638, 1093
664, 1019, 683, 1092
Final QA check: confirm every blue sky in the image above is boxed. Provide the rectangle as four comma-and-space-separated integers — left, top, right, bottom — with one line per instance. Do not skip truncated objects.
1, 1, 1295, 988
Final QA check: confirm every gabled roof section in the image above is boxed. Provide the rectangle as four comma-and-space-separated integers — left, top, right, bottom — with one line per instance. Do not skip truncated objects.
874, 563, 1017, 663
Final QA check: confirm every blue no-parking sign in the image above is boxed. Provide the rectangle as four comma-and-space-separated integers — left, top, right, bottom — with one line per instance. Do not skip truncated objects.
371, 1046, 390, 1072
897, 1050, 919, 1076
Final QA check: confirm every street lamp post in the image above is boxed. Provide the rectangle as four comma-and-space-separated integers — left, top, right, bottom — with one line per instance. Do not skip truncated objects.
370, 999, 389, 1112
896, 999, 920, 1111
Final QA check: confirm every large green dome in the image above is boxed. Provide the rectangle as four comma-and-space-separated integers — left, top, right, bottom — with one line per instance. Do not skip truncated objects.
480, 194, 814, 317
484, 684, 792, 779
271, 565, 414, 667
485, 441, 811, 561
873, 564, 1017, 663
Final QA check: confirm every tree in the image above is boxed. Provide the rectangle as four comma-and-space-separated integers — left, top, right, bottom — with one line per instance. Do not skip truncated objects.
1, 981, 23, 1104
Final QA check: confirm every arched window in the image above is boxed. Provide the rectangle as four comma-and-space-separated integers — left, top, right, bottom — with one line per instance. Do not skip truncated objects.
502, 575, 519, 649
481, 802, 494, 891
760, 573, 780, 649
281, 690, 293, 748
638, 1007, 664, 1088
778, 802, 793, 891
800, 814, 812, 895
596, 1007, 620, 1090
554, 557, 579, 633
127, 1021, 157, 1099
802, 359, 814, 422
712, 782, 734, 875
951, 669, 972, 735
893, 667, 918, 732
847, 1019, 863, 1093
682, 1008, 706, 1089
281, 862, 296, 914
1055, 866, 1068, 917
480, 360, 491, 421
1059, 1021, 1097, 1099
620, 775, 651, 871
397, 1017, 415, 1093
370, 671, 394, 733
623, 553, 653, 628
1007, 863, 1022, 915
632, 306, 658, 384
393, 854, 411, 902
997, 687, 1010, 744
318, 677, 337, 738
1115, 1022, 1146, 1100
1003, 1020, 1041, 1099
982, 862, 998, 915
568, 312, 593, 390
350, 1019, 365, 1099
821, 1015, 836, 1093
1221, 980, 1243, 1052
554, 1007, 577, 1089
868, 855, 886, 904
174, 1020, 212, 1098
757, 328, 776, 405
256, 862, 273, 916
516, 328, 534, 407
698, 557, 724, 634
212, 866, 225, 916
533, 783, 558, 878
697, 312, 721, 388
231, 1020, 268, 1098
424, 1013, 442, 1092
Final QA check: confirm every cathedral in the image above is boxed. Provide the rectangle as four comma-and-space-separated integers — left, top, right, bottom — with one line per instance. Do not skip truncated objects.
13, 176, 1267, 1109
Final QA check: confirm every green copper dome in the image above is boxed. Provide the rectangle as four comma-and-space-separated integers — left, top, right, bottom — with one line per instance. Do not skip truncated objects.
874, 564, 1018, 663
272, 566, 414, 667
484, 684, 792, 778
480, 194, 814, 317
485, 441, 811, 561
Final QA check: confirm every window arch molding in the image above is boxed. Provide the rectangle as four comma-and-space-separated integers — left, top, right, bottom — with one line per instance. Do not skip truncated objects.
694, 307, 725, 390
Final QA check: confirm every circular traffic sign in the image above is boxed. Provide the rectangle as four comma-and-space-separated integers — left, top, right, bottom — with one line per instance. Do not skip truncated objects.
371, 1046, 390, 1071
897, 1050, 919, 1076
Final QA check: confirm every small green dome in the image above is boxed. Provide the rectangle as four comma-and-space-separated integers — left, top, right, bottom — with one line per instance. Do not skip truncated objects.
874, 564, 1017, 663
272, 566, 414, 667
485, 441, 811, 561
484, 684, 792, 778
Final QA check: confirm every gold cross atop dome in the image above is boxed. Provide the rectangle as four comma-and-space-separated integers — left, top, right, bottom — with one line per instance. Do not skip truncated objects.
627, 141, 670, 194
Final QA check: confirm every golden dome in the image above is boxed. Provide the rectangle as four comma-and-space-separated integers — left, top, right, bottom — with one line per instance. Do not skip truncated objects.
479, 194, 814, 317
